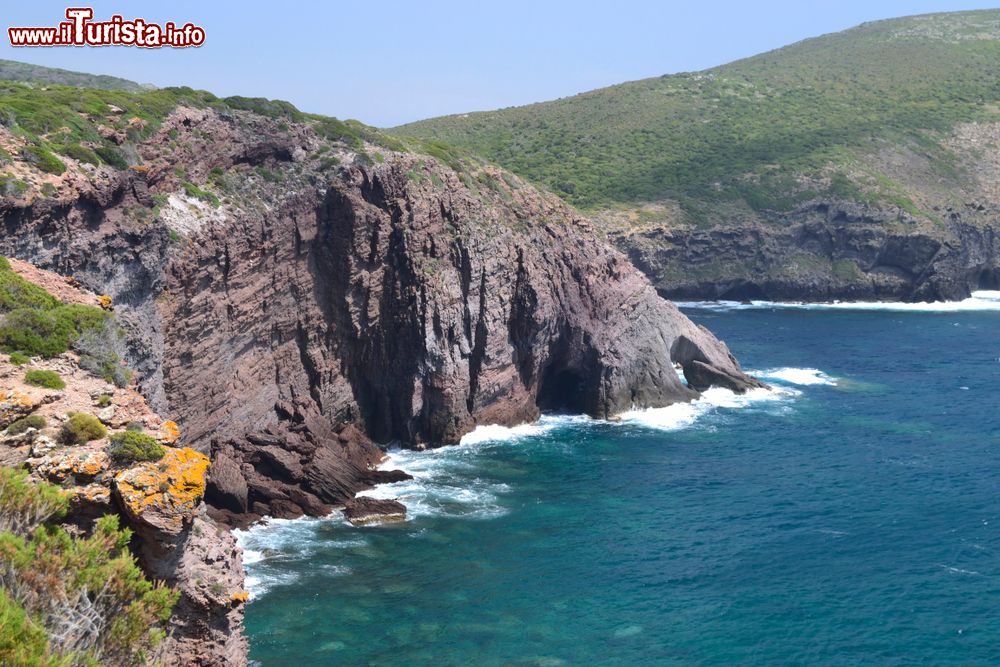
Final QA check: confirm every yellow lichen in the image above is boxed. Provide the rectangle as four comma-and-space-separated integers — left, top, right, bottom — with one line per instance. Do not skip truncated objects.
114, 447, 210, 532
98, 294, 113, 310
158, 420, 180, 444
230, 591, 250, 604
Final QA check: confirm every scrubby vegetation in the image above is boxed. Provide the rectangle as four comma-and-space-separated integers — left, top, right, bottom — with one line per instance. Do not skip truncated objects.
0, 76, 413, 189
6, 415, 46, 435
59, 412, 106, 445
108, 431, 165, 464
24, 369, 65, 389
0, 59, 143, 91
396, 9, 1000, 217
8, 350, 29, 365
0, 257, 132, 386
0, 467, 177, 665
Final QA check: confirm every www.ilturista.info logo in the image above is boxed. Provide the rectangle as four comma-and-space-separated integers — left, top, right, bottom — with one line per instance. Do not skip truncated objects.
8, 7, 205, 48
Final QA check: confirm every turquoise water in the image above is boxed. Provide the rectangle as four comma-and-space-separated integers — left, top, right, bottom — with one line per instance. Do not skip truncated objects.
240, 304, 1000, 665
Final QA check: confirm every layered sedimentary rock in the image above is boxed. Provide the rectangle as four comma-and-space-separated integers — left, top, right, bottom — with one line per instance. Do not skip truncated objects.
614, 200, 1000, 303
0, 106, 761, 529
1, 105, 763, 663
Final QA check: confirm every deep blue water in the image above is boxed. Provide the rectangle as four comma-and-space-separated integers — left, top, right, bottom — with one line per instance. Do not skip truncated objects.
240, 305, 1000, 665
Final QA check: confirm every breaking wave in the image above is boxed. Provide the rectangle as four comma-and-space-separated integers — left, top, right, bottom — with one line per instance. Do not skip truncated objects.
677, 290, 1000, 313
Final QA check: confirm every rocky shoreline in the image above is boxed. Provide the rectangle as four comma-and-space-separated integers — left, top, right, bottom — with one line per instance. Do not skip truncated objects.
2, 103, 764, 665
614, 200, 1000, 304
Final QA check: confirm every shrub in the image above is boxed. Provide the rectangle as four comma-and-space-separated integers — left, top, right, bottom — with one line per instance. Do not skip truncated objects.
24, 370, 65, 389
0, 467, 67, 536
0, 308, 74, 357
0, 587, 55, 666
74, 317, 132, 387
6, 414, 46, 435
0, 303, 106, 358
0, 261, 59, 311
0, 174, 28, 198
59, 412, 106, 445
0, 511, 178, 664
20, 145, 66, 175
181, 181, 219, 207
96, 394, 112, 407
55, 143, 101, 166
8, 351, 29, 365
95, 145, 127, 169
125, 421, 145, 432
108, 431, 165, 463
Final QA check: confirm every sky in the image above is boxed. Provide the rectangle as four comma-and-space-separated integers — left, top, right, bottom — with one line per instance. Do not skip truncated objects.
0, 1, 997, 127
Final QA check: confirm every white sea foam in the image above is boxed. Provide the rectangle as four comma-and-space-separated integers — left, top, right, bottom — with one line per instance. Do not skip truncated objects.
677, 290, 1000, 313
618, 385, 796, 430
754, 367, 837, 386
238, 368, 824, 598
235, 516, 358, 600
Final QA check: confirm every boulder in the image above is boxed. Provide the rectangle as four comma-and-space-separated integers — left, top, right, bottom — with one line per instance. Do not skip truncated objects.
342, 497, 407, 526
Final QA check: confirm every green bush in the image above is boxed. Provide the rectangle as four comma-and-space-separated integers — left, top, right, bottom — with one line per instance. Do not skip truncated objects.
59, 412, 106, 444
55, 143, 101, 166
20, 145, 66, 175
0, 467, 67, 535
8, 351, 29, 365
0, 502, 178, 664
74, 317, 132, 387
0, 262, 59, 311
96, 394, 112, 407
0, 587, 59, 666
0, 174, 28, 198
181, 181, 219, 207
23, 370, 65, 389
0, 308, 74, 357
108, 431, 165, 463
95, 145, 128, 169
6, 414, 46, 435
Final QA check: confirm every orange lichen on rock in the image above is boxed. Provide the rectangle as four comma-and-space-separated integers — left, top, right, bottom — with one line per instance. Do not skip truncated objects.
114, 447, 210, 534
1, 391, 40, 429
30, 449, 110, 484
230, 591, 250, 604
98, 294, 113, 310
158, 420, 180, 444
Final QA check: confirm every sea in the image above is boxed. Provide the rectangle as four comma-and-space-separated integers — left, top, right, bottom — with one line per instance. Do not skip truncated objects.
237, 292, 1000, 665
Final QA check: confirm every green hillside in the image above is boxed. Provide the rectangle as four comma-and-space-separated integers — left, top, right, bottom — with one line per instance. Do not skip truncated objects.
394, 10, 1000, 217
0, 59, 146, 91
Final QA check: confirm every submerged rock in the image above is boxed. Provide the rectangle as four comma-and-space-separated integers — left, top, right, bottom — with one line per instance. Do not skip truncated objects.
343, 497, 407, 526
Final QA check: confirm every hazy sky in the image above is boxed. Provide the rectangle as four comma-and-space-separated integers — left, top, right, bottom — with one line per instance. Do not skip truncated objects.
1, 1, 997, 126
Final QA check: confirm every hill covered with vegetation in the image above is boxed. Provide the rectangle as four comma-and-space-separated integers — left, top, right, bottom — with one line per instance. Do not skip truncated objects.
395, 10, 1000, 221
0, 59, 146, 92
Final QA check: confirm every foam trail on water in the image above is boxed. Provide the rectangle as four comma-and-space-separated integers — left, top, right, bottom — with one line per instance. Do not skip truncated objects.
677, 290, 1000, 313
754, 367, 837, 386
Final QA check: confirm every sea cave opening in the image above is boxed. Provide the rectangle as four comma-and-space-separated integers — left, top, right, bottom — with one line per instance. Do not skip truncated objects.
537, 366, 588, 413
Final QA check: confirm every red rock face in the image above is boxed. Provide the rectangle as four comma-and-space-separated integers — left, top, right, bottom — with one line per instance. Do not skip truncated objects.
0, 106, 761, 527
0, 105, 762, 667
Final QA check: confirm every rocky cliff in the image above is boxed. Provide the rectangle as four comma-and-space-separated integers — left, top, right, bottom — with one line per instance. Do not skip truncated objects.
1, 103, 762, 527
1, 101, 764, 663
613, 200, 1000, 302
0, 262, 246, 666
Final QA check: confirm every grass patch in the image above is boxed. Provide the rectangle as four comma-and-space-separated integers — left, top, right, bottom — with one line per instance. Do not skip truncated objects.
23, 369, 64, 389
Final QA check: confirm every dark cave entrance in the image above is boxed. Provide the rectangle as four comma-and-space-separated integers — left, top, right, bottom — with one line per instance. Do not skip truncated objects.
537, 366, 588, 412
977, 269, 1000, 290
718, 281, 767, 301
